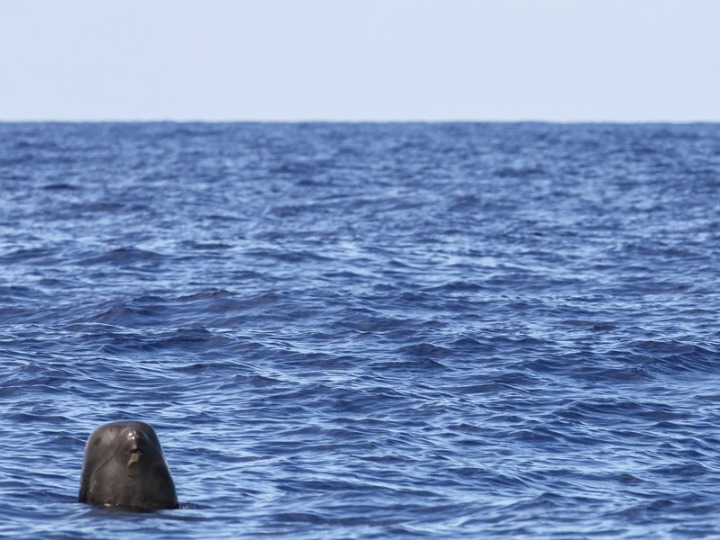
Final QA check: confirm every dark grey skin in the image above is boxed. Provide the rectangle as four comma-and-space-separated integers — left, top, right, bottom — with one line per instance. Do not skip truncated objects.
79, 421, 178, 510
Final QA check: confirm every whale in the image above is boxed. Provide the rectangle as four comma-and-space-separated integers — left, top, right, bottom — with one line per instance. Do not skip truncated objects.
78, 420, 178, 510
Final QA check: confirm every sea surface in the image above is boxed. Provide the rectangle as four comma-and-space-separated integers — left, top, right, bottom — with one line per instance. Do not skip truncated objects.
0, 122, 719, 539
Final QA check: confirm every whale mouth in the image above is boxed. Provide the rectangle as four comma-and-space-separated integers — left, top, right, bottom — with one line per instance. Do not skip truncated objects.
127, 447, 141, 467
125, 432, 144, 467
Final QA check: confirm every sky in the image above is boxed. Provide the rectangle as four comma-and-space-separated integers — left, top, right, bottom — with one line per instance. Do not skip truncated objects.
1, 0, 719, 122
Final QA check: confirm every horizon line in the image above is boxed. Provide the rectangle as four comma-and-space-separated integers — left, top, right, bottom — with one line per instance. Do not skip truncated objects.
1, 118, 719, 125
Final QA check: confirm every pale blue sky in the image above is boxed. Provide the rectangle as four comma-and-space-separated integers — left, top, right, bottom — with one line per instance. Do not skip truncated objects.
1, 0, 718, 121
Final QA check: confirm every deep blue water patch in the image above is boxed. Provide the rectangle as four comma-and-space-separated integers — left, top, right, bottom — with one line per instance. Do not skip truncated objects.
0, 122, 719, 538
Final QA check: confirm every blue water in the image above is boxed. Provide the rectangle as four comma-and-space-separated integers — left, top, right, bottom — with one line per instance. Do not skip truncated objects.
1, 122, 719, 539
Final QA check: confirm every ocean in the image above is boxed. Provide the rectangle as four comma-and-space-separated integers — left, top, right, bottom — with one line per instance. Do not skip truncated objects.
0, 122, 719, 538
